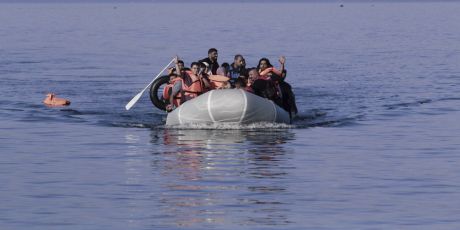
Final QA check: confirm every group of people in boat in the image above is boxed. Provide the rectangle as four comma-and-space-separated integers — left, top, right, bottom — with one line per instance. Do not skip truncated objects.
163, 48, 298, 117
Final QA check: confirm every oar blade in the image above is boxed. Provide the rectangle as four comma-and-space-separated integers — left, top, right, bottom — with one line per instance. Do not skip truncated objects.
124, 58, 175, 111
125, 92, 142, 110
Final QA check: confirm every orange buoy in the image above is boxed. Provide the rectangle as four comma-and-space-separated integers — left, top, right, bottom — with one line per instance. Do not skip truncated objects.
43, 93, 71, 106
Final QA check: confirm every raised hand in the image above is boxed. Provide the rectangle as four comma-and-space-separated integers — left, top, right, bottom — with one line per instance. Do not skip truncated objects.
279, 56, 286, 65
174, 55, 179, 64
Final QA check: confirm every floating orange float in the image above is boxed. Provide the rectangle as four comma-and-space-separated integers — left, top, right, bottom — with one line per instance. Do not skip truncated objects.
43, 93, 71, 106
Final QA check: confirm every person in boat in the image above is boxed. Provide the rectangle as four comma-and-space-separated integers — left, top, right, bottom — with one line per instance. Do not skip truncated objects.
234, 77, 245, 89
194, 61, 212, 91
278, 70, 298, 117
197, 62, 212, 90
249, 68, 281, 105
214, 66, 231, 89
220, 62, 230, 76
242, 69, 257, 93
228, 54, 247, 84
258, 57, 297, 116
199, 48, 219, 75
217, 64, 230, 77
165, 59, 209, 112
257, 56, 285, 79
254, 57, 284, 98
234, 76, 253, 93
167, 59, 185, 75
200, 62, 231, 90
241, 58, 247, 74
200, 61, 211, 76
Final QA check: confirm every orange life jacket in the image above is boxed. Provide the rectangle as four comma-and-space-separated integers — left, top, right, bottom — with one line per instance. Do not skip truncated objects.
259, 67, 282, 78
162, 72, 203, 107
208, 75, 230, 89
183, 70, 203, 99
162, 77, 182, 107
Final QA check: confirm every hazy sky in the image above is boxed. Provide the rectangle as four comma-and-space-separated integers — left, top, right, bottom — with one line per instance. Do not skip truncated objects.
0, 0, 329, 2
0, 0, 451, 3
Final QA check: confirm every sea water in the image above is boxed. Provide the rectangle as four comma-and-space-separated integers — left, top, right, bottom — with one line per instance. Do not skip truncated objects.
1, 2, 460, 229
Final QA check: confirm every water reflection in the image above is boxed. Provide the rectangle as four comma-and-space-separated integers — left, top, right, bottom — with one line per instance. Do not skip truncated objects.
149, 128, 296, 227
122, 132, 149, 229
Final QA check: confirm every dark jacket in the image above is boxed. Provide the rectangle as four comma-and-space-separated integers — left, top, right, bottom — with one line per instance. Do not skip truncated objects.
252, 79, 282, 107
279, 81, 298, 115
199, 57, 219, 75
228, 63, 248, 82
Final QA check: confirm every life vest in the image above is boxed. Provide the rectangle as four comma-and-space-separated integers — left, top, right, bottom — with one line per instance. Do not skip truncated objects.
208, 75, 230, 89
43, 93, 71, 107
162, 77, 182, 107
162, 72, 203, 107
183, 70, 203, 99
259, 67, 285, 99
259, 67, 282, 78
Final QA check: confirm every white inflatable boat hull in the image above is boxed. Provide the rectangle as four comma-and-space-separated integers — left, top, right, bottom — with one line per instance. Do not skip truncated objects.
166, 89, 290, 126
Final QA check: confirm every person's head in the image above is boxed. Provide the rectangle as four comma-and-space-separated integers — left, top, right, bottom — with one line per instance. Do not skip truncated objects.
216, 66, 227, 76
233, 54, 244, 67
177, 60, 185, 70
169, 60, 185, 75
208, 48, 218, 62
221, 62, 230, 70
257, 58, 272, 71
169, 73, 179, 81
190, 62, 200, 75
248, 68, 259, 85
200, 62, 211, 75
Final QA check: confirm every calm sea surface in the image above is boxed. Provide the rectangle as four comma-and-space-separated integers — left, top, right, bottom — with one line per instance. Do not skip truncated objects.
1, 2, 460, 229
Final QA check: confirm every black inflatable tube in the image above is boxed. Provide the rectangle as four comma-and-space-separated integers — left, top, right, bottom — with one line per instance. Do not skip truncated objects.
149, 75, 170, 111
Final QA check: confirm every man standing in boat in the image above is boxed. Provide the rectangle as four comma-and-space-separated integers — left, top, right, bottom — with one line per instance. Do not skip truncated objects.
199, 48, 219, 75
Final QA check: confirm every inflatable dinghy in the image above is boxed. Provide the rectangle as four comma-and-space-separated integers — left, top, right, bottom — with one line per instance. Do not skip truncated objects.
165, 89, 290, 126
